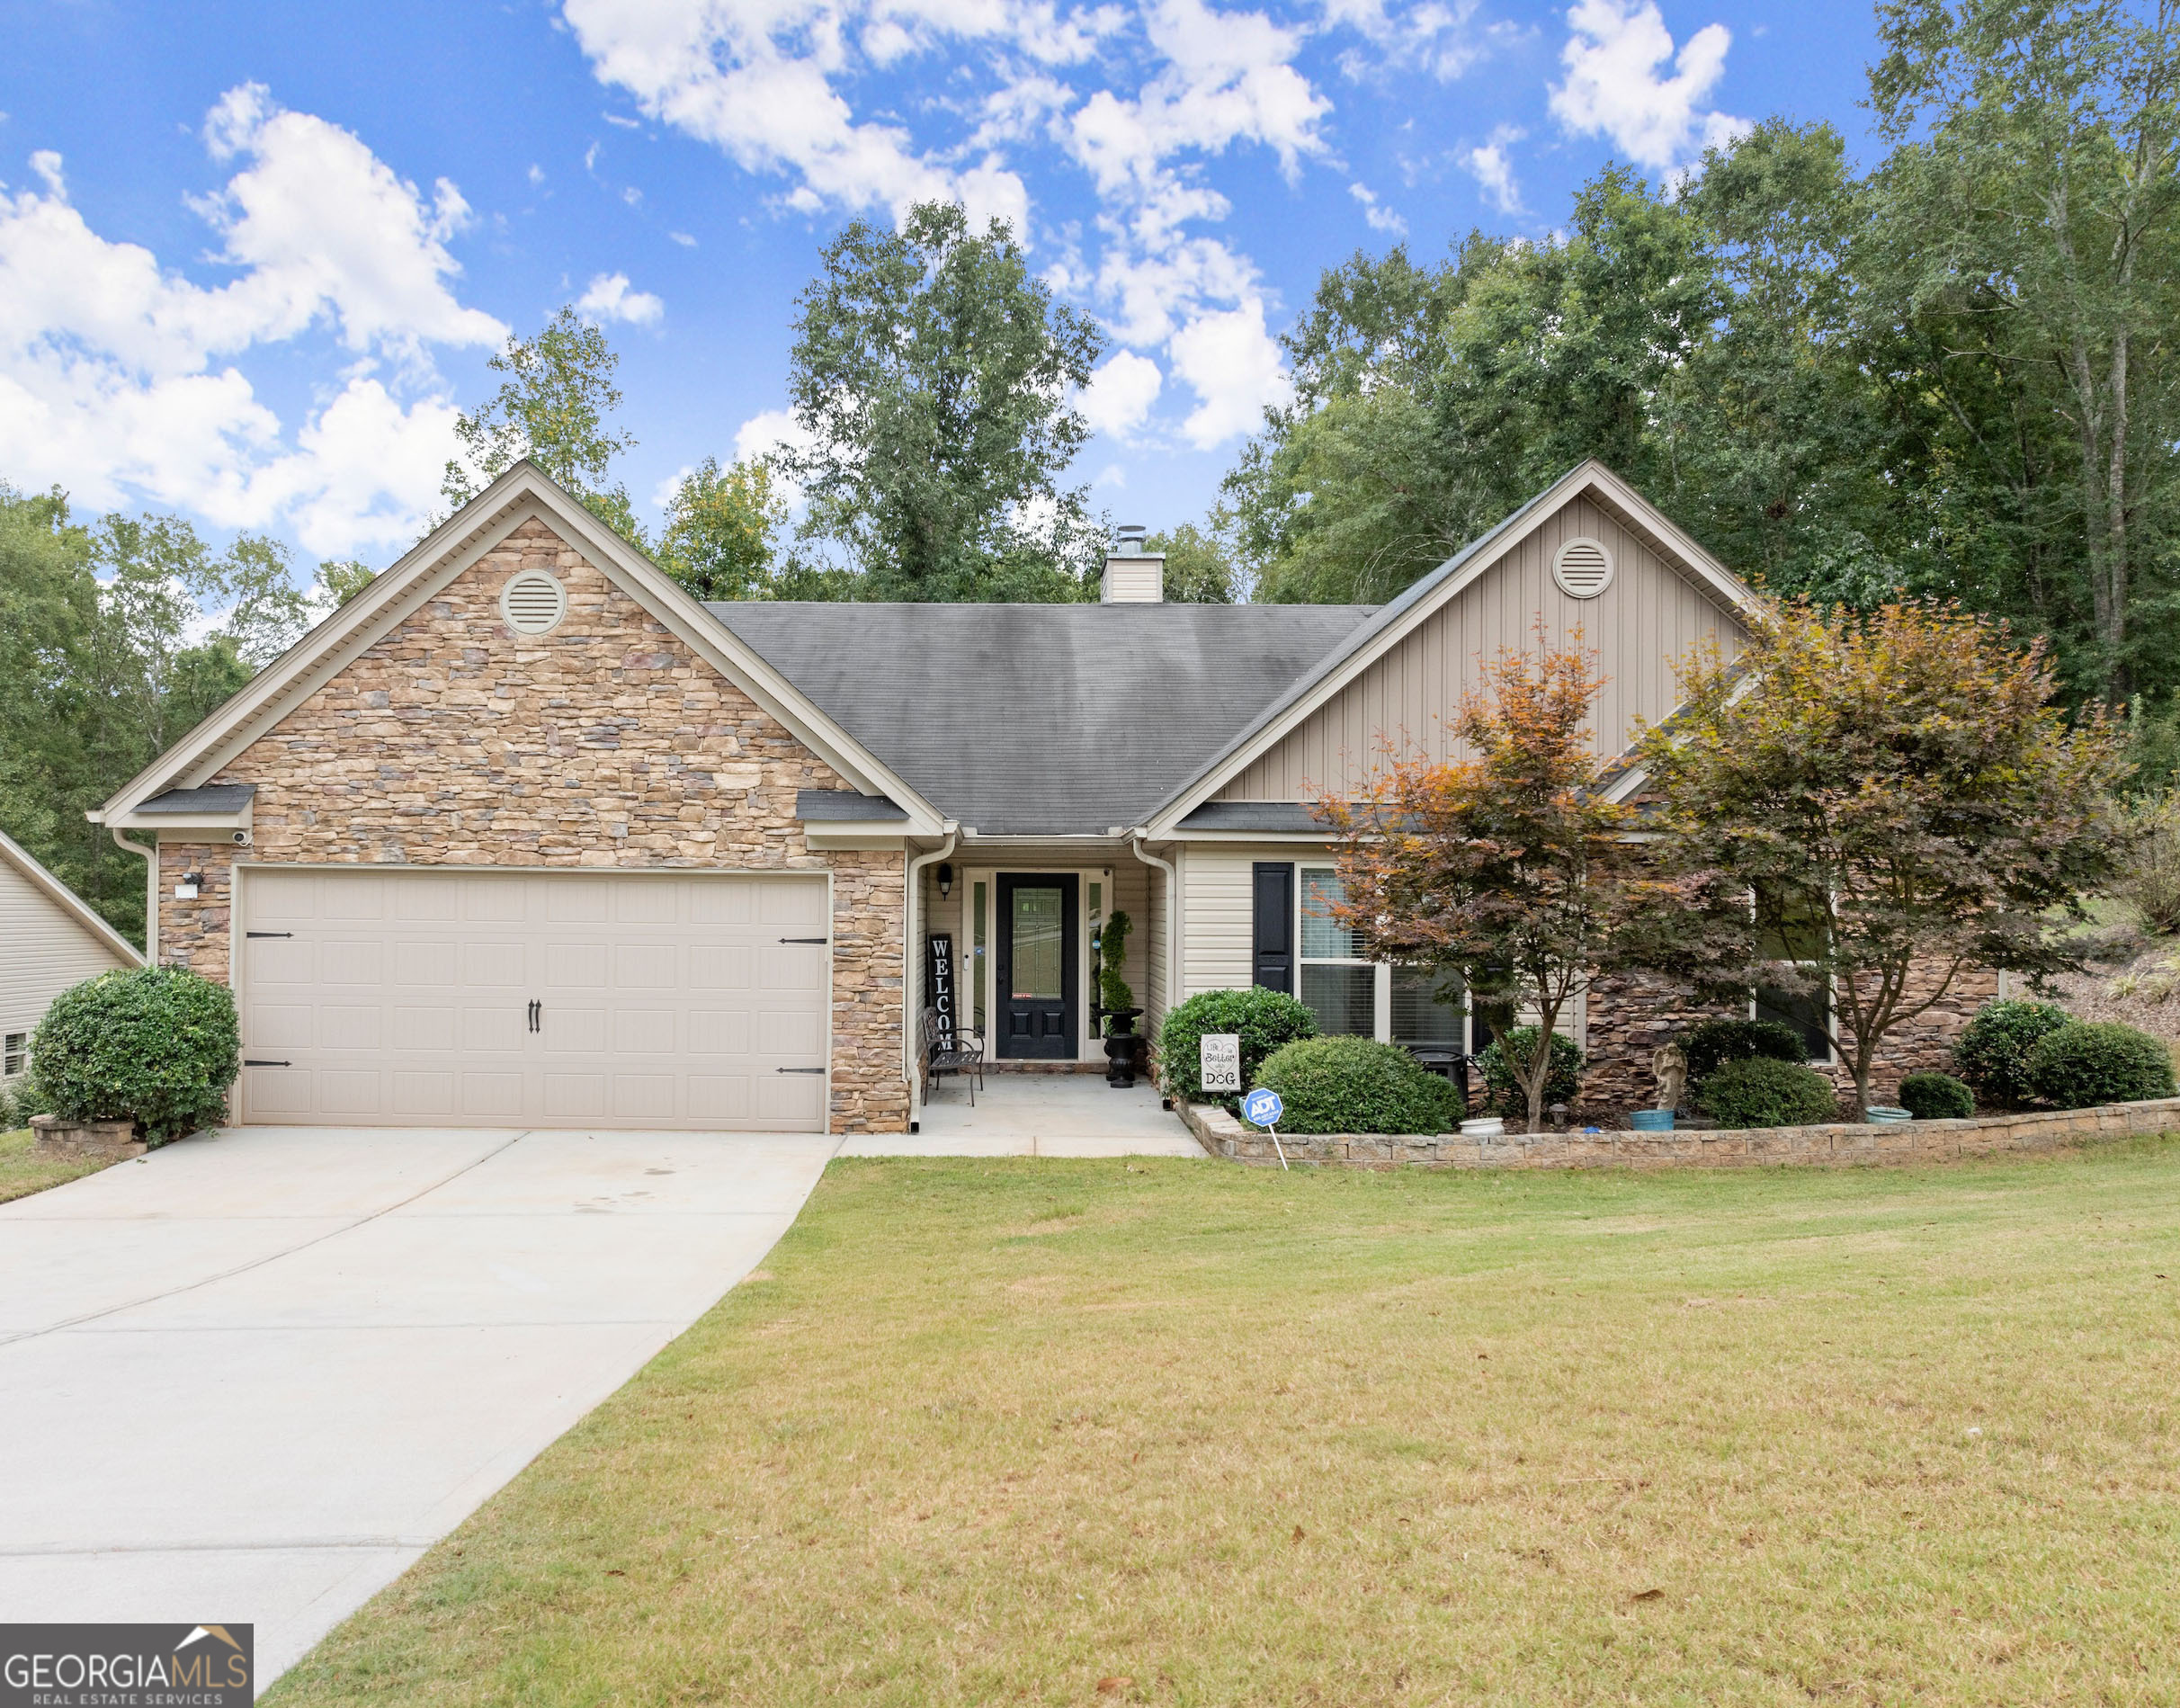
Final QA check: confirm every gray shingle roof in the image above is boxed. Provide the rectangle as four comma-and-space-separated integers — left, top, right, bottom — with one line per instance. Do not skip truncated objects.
796, 789, 908, 821
709, 603, 1376, 835
135, 783, 256, 814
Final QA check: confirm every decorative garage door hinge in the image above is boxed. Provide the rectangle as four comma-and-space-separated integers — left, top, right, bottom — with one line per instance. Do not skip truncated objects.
244, 1060, 290, 1067
777, 936, 828, 944
246, 931, 292, 938
775, 1067, 826, 1074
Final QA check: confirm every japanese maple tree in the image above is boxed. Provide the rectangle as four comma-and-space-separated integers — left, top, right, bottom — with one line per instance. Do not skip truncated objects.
1639, 596, 2127, 1114
1318, 637, 1676, 1132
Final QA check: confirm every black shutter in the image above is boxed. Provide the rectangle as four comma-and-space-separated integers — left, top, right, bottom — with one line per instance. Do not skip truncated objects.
1252, 862, 1293, 994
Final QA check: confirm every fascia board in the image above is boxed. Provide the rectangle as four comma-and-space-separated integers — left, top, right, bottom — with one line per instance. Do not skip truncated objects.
1577, 463, 1759, 616
1163, 829, 1336, 845
118, 816, 252, 836
0, 827, 144, 966
801, 830, 913, 851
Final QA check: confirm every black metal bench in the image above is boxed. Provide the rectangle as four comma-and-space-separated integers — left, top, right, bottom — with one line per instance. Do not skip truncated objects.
918, 1005, 986, 1105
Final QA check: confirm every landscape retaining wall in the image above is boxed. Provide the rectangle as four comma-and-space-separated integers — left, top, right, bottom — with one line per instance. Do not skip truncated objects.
1179, 1095, 2180, 1170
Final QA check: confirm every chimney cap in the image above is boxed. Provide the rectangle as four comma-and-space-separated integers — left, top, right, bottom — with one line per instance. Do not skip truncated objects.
1112, 523, 1148, 556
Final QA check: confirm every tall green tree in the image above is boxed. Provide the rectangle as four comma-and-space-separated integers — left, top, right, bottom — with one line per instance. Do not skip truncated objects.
656, 456, 789, 602
1144, 523, 1236, 603
442, 306, 643, 541
1868, 0, 2180, 701
784, 201, 1106, 602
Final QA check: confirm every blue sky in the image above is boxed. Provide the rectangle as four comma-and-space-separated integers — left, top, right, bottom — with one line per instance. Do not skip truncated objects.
0, 0, 1882, 576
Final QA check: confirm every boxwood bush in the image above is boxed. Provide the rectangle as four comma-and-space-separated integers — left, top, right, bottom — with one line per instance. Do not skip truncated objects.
1898, 1071, 1976, 1121
1953, 998, 2071, 1110
1157, 987, 1316, 1107
2024, 1021, 2177, 1110
1477, 1026, 1584, 1119
1248, 1036, 1461, 1135
31, 967, 239, 1144
1681, 1016, 1807, 1086
1696, 1056, 1840, 1129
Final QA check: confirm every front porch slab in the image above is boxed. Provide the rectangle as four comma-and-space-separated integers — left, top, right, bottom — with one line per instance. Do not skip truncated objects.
840, 1075, 1207, 1158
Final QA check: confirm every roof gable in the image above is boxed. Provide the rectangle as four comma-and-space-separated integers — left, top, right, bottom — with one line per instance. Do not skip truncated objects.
93, 464, 947, 835
1143, 461, 1757, 835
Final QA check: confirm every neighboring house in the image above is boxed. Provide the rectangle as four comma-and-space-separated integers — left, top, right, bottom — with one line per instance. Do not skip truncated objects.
0, 827, 143, 1086
91, 459, 1985, 1135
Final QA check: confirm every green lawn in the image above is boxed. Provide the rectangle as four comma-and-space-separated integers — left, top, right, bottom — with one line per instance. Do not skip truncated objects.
273, 1142, 2180, 1706
0, 1126, 109, 1203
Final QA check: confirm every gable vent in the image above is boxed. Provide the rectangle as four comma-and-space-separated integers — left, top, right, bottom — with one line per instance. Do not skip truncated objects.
499, 570, 567, 635
1551, 537, 1614, 599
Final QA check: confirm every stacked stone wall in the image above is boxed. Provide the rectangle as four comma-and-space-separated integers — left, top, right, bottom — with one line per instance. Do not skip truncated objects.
151, 515, 909, 1131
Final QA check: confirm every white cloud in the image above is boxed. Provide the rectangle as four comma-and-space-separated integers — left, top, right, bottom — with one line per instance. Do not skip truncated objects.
1548, 0, 1748, 172
1320, 0, 1491, 82
668, 228, 697, 246
1462, 123, 1524, 213
1166, 296, 1289, 448
1348, 181, 1406, 234
576, 270, 666, 325
0, 84, 505, 554
1079, 349, 1164, 437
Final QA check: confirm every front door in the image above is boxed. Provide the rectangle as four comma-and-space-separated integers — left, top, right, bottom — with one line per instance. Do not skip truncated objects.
996, 873, 1077, 1060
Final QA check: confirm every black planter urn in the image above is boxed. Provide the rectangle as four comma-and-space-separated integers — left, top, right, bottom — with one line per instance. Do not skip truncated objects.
1103, 1007, 1143, 1087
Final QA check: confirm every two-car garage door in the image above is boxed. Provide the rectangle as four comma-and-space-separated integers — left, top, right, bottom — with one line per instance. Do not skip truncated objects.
237, 867, 830, 1131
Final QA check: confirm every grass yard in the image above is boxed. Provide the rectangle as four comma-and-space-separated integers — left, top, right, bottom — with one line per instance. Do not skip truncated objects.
0, 1126, 108, 1203
272, 1141, 2180, 1706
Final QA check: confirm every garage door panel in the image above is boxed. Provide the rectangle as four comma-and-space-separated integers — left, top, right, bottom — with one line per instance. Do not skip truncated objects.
240, 870, 828, 1131
393, 1006, 457, 1051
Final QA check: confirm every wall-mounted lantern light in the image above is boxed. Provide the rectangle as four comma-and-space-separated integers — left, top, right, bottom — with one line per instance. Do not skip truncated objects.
936, 862, 953, 899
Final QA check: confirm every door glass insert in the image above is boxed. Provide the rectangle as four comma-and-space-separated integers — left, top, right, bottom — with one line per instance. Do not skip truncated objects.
971, 881, 987, 1033
1010, 885, 1065, 1001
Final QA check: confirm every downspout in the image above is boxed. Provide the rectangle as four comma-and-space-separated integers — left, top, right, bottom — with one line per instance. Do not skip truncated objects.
904, 828, 958, 1132
109, 826, 157, 963
1130, 835, 1177, 1054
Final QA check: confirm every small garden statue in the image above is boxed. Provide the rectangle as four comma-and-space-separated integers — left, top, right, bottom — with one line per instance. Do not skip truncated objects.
1650, 1041, 1688, 1113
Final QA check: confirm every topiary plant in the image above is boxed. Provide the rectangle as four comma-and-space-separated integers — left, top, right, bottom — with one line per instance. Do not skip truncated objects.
1157, 987, 1317, 1107
1953, 998, 2072, 1110
1681, 1015, 1808, 1086
1477, 1026, 1584, 1121
31, 967, 240, 1145
1696, 1056, 1840, 1129
1898, 1071, 1976, 1120
1249, 1035, 1462, 1135
1097, 909, 1134, 1022
2025, 1020, 2177, 1110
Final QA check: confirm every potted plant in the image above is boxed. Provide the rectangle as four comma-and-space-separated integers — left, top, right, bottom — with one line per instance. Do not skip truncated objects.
1097, 910, 1142, 1087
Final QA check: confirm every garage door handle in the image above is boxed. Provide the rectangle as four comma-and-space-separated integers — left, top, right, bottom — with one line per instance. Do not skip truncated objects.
244, 1059, 290, 1068
778, 936, 828, 944
776, 1067, 825, 1075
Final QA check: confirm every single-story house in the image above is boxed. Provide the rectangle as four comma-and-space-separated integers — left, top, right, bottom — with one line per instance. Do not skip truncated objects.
0, 827, 143, 1087
91, 458, 1987, 1133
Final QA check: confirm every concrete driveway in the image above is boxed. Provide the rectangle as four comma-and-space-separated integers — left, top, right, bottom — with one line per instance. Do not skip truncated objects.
0, 1125, 836, 1683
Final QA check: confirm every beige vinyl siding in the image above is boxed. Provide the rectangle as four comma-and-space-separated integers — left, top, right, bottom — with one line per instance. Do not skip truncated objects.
1217, 495, 1743, 801
1177, 843, 1335, 1000
1142, 863, 1167, 1028
0, 859, 136, 1062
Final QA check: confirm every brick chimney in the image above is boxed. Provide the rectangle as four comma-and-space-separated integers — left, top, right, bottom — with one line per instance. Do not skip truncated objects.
1100, 523, 1165, 603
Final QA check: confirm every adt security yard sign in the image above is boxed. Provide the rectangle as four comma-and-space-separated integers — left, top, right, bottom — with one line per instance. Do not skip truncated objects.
1200, 1033, 1241, 1094
1241, 1087, 1290, 1170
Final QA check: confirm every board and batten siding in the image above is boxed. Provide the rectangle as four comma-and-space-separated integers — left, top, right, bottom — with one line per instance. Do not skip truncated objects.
0, 857, 137, 1060
1216, 495, 1744, 801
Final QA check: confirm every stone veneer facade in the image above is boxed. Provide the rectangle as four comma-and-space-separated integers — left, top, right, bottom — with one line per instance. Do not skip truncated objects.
1581, 963, 2004, 1119
153, 515, 909, 1133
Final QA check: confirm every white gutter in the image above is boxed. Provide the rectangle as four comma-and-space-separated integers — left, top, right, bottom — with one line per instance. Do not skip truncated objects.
1130, 835, 1177, 1033
111, 827, 157, 962
903, 828, 958, 1131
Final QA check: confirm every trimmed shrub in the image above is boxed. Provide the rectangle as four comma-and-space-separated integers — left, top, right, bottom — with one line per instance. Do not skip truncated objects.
1898, 1071, 1975, 1121
31, 967, 239, 1145
1157, 987, 1317, 1106
2025, 1020, 2177, 1110
1697, 1056, 1840, 1128
1477, 1026, 1584, 1119
1953, 998, 2071, 1109
1681, 1015, 1807, 1086
0, 1076, 50, 1131
1250, 1036, 1462, 1135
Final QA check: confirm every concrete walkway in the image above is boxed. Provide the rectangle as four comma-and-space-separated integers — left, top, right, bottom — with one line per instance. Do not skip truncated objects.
0, 1125, 835, 1684
844, 1072, 1209, 1158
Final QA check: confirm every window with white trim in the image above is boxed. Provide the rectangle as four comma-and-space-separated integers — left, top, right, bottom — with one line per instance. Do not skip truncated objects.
1299, 867, 1373, 1035
4, 1033, 25, 1078
1754, 903, 1832, 1062
1391, 967, 1467, 1054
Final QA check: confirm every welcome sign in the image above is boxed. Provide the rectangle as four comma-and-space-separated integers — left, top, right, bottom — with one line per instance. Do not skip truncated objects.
925, 933, 957, 1051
